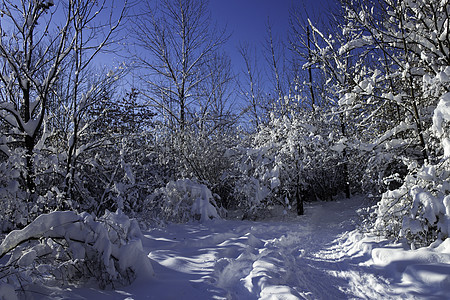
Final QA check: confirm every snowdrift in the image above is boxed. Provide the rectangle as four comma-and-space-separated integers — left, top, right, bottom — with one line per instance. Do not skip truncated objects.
0, 210, 154, 298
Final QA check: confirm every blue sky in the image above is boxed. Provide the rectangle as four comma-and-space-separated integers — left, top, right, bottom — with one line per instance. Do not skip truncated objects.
210, 0, 293, 45
97, 0, 338, 86
210, 0, 337, 42
94, 0, 338, 73
210, 0, 291, 75
209, 0, 337, 74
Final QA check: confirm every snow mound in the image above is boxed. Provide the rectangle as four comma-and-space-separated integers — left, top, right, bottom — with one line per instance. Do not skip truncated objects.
243, 250, 301, 299
148, 179, 222, 223
0, 210, 153, 297
350, 230, 450, 298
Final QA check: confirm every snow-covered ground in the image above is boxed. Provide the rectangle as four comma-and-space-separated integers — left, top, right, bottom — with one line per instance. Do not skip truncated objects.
29, 197, 450, 299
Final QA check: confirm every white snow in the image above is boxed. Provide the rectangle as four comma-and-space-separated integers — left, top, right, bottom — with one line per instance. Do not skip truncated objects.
443, 138, 450, 158
23, 119, 40, 137
339, 35, 373, 55
23, 196, 449, 299
152, 179, 221, 222
331, 137, 347, 154
432, 92, 450, 136
0, 283, 18, 300
17, 249, 37, 267
0, 211, 81, 256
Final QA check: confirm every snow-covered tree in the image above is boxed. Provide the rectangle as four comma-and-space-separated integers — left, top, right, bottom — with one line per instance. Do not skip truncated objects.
0, 0, 127, 227
230, 97, 347, 217
332, 0, 450, 246
0, 0, 73, 196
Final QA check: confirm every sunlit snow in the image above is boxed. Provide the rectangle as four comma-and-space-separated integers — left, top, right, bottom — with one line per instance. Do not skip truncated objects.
16, 197, 448, 299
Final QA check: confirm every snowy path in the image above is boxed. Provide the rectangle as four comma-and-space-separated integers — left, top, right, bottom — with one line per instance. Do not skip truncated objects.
53, 197, 450, 299
129, 197, 395, 299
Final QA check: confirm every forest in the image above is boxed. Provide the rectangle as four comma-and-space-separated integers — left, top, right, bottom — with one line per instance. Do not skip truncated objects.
0, 0, 449, 298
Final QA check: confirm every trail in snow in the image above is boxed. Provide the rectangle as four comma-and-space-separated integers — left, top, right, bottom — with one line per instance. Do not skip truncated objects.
46, 197, 450, 299
136, 197, 396, 299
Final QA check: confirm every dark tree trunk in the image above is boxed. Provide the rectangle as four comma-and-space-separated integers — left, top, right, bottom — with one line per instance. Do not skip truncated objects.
296, 185, 304, 215
306, 25, 316, 109
340, 121, 351, 199
25, 135, 35, 195
23, 81, 35, 197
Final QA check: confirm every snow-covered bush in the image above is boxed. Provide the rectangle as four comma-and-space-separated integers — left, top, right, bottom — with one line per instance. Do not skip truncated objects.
374, 163, 450, 247
0, 210, 153, 296
228, 143, 280, 216
180, 129, 236, 206
373, 82, 450, 247
287, 0, 449, 246
0, 144, 67, 231
150, 125, 238, 210
147, 179, 222, 223
0, 148, 28, 231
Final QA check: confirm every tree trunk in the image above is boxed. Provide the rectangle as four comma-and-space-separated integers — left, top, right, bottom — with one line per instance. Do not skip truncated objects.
306, 25, 316, 109
25, 135, 35, 195
296, 184, 304, 215
340, 121, 351, 199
